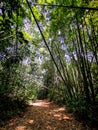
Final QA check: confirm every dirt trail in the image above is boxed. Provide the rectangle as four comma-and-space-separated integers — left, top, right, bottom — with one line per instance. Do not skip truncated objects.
0, 100, 92, 130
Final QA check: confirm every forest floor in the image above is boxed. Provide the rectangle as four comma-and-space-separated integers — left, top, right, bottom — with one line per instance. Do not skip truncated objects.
0, 100, 97, 130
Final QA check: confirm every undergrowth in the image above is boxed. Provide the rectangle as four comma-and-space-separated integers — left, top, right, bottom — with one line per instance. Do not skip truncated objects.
0, 95, 28, 127
65, 96, 98, 128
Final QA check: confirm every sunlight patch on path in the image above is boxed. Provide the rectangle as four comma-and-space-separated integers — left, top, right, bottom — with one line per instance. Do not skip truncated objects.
53, 107, 65, 112
15, 126, 26, 130
29, 100, 52, 107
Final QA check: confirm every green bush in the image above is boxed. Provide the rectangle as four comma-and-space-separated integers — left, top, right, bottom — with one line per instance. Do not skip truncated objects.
47, 87, 65, 105
65, 96, 88, 119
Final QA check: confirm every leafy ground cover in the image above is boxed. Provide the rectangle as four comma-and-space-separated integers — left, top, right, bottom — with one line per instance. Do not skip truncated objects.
0, 100, 97, 130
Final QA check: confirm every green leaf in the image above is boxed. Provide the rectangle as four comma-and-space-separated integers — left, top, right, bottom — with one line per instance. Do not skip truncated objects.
22, 31, 32, 41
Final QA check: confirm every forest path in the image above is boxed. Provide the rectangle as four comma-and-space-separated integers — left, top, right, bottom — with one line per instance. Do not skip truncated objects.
0, 100, 89, 130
